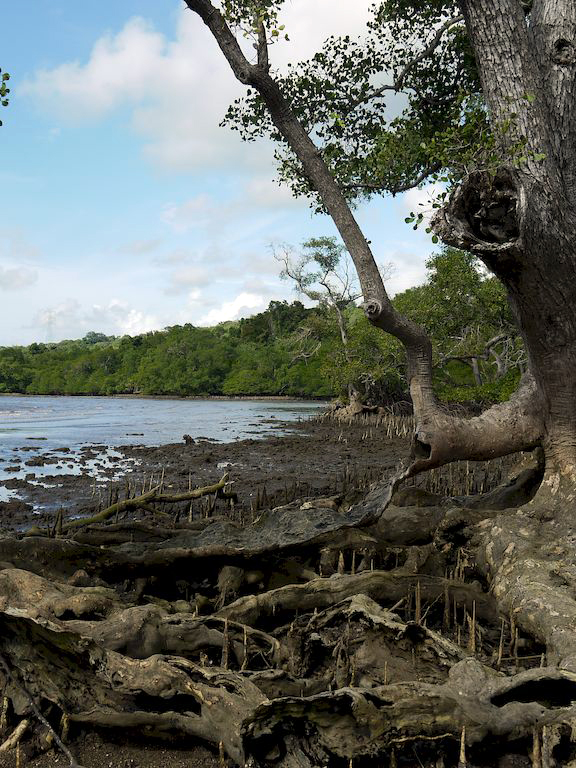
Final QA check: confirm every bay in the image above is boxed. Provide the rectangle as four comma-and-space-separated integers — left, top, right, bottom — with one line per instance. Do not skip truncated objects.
0, 395, 325, 503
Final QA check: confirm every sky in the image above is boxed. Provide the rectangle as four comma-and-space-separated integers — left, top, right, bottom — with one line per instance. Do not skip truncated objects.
0, 1, 437, 346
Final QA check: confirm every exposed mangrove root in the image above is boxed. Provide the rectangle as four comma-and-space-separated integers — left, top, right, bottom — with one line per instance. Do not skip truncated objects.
216, 570, 499, 627
243, 662, 576, 767
0, 719, 29, 752
0, 453, 575, 765
0, 652, 85, 768
477, 505, 576, 671
0, 609, 265, 765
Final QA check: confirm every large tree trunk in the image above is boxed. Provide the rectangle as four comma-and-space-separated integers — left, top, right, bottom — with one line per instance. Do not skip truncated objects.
428, 0, 576, 677
436, 0, 576, 481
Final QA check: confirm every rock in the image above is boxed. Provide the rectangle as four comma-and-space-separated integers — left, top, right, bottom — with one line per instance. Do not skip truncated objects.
391, 487, 444, 507
0, 500, 33, 515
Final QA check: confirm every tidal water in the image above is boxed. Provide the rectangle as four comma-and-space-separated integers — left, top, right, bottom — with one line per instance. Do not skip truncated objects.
0, 395, 324, 502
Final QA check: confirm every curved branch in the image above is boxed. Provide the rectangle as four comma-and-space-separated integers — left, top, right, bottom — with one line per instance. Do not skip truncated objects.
394, 14, 465, 92
186, 1, 545, 477
408, 372, 544, 475
343, 162, 442, 196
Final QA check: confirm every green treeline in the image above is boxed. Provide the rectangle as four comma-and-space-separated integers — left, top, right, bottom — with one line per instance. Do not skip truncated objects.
0, 249, 524, 404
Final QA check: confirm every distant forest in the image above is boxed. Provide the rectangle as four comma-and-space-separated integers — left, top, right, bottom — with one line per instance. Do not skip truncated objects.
0, 250, 525, 405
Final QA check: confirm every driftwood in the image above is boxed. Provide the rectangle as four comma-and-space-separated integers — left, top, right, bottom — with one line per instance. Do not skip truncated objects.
61, 474, 230, 532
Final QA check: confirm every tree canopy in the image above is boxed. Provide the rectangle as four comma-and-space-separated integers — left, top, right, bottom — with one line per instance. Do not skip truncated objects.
224, 1, 483, 207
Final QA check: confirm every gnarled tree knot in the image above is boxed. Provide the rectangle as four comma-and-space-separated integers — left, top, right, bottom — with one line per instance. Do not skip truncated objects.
552, 38, 576, 66
433, 169, 522, 264
363, 299, 382, 321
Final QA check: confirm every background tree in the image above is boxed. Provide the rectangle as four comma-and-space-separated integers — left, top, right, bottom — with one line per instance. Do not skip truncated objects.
276, 237, 360, 351
0, 69, 10, 126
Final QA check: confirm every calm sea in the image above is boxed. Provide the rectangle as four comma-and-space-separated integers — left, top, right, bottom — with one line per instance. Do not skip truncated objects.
0, 395, 325, 502
0, 395, 323, 449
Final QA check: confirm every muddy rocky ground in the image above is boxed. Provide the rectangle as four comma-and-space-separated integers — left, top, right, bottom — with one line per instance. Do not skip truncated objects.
0, 419, 409, 768
0, 418, 532, 768
0, 419, 410, 535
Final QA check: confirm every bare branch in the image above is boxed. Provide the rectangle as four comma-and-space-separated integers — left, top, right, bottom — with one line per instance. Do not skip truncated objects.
394, 15, 464, 92
347, 15, 464, 110
484, 333, 508, 351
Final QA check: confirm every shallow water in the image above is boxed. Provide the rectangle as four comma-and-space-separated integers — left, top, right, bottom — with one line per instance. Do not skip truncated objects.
0, 395, 324, 502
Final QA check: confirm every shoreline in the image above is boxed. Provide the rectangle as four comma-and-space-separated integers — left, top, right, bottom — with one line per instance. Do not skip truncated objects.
0, 392, 333, 402
0, 418, 410, 532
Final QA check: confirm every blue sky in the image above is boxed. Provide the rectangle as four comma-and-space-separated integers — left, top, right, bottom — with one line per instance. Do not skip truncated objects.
0, 1, 437, 346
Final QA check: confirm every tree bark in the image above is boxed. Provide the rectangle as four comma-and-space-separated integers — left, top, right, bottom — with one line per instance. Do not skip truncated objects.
444, 0, 576, 477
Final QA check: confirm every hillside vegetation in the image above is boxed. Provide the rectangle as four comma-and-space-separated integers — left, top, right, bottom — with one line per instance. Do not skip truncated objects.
0, 249, 524, 404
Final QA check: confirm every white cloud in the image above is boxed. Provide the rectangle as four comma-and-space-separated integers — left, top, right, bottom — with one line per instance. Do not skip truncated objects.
161, 195, 215, 233
198, 291, 265, 326
0, 230, 42, 263
116, 308, 160, 336
22, 18, 166, 119
154, 248, 195, 265
383, 249, 428, 296
34, 299, 81, 332
119, 238, 162, 255
164, 265, 212, 295
244, 177, 301, 209
269, 1, 374, 68
22, 3, 376, 173
0, 266, 38, 290
32, 298, 160, 339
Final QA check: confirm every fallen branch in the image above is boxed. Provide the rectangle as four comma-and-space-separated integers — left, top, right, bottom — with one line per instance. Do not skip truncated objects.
61, 475, 229, 532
